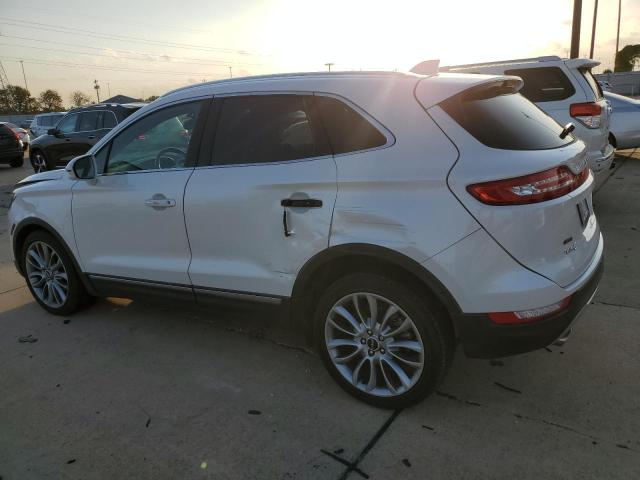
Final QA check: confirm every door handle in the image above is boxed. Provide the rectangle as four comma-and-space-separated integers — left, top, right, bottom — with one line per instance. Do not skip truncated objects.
144, 198, 176, 209
65, 138, 71, 141
88, 135, 95, 139
281, 198, 323, 208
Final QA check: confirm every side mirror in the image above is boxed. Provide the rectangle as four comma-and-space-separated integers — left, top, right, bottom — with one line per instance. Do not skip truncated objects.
47, 128, 59, 136
67, 154, 97, 180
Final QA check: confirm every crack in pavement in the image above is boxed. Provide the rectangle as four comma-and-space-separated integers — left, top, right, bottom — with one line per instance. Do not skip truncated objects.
592, 300, 640, 311
336, 409, 402, 480
320, 449, 369, 479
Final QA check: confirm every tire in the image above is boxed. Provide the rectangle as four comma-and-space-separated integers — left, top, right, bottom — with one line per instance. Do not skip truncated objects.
30, 150, 50, 173
314, 273, 453, 409
10, 156, 24, 168
21, 230, 90, 316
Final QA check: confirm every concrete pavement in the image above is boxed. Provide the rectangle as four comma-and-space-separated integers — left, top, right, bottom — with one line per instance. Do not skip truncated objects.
0, 152, 639, 479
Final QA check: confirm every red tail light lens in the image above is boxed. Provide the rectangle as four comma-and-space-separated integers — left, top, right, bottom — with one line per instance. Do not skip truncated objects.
489, 296, 572, 324
467, 166, 589, 206
570, 102, 602, 128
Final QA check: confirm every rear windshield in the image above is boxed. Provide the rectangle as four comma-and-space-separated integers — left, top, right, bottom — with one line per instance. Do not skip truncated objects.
440, 90, 574, 150
580, 68, 603, 100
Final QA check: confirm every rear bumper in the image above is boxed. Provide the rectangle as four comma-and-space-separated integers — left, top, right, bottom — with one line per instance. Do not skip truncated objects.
589, 144, 615, 175
457, 254, 604, 359
0, 147, 24, 162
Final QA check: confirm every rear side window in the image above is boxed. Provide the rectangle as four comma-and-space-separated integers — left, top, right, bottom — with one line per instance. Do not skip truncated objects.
441, 89, 573, 150
79, 111, 100, 131
580, 68, 603, 100
315, 96, 387, 154
504, 67, 576, 102
212, 95, 330, 165
100, 111, 117, 129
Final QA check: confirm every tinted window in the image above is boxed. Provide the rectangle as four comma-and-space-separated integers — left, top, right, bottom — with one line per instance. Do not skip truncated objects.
315, 96, 387, 154
212, 95, 327, 165
57, 114, 78, 134
79, 111, 100, 131
504, 67, 576, 102
441, 90, 573, 150
101, 111, 117, 129
105, 101, 201, 173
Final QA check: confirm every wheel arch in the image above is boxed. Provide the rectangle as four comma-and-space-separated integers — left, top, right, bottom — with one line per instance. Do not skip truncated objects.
291, 243, 462, 346
609, 132, 617, 149
12, 218, 97, 295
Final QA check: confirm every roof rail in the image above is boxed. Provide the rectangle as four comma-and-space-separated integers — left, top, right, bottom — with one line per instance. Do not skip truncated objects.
440, 55, 562, 71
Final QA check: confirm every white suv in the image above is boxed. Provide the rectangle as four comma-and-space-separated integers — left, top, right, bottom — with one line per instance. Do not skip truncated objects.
9, 71, 604, 408
441, 56, 614, 182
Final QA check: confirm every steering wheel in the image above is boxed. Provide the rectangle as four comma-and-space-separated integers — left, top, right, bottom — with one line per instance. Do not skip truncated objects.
155, 147, 187, 169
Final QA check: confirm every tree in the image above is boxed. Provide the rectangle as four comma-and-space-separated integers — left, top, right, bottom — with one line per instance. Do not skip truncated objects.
145, 95, 159, 102
70, 90, 92, 107
38, 89, 64, 112
603, 68, 613, 74
614, 44, 640, 72
0, 85, 39, 114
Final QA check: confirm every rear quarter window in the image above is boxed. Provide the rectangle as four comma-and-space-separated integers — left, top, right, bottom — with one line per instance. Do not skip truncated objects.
504, 67, 576, 102
441, 88, 574, 150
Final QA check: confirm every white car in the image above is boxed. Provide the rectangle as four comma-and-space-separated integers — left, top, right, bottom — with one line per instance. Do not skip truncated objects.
4, 122, 30, 150
441, 56, 615, 182
29, 112, 66, 139
605, 91, 640, 149
9, 71, 604, 408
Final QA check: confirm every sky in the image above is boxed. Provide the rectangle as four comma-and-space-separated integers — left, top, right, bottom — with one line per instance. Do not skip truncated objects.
0, 0, 638, 105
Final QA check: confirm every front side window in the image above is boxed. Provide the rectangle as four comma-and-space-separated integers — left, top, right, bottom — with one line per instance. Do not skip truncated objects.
57, 114, 78, 134
504, 67, 576, 103
79, 111, 101, 131
315, 95, 387, 154
212, 95, 328, 165
105, 101, 201, 173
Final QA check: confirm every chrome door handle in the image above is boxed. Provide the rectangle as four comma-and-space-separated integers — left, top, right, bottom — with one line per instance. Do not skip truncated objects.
144, 198, 176, 208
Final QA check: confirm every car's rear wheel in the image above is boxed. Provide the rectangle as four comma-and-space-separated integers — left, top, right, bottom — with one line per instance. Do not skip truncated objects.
30, 150, 49, 173
314, 273, 452, 408
21, 230, 90, 315
10, 156, 23, 168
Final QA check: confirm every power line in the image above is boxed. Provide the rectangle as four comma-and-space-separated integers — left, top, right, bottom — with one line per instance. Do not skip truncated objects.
0, 17, 264, 56
0, 56, 225, 77
0, 34, 265, 67
0, 42, 254, 69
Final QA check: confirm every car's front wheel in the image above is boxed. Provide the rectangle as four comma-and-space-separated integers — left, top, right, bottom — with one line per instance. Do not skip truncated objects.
314, 273, 452, 408
21, 230, 90, 315
30, 150, 49, 173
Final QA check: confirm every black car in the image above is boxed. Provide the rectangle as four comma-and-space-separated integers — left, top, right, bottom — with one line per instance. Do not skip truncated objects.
29, 103, 144, 173
0, 122, 24, 168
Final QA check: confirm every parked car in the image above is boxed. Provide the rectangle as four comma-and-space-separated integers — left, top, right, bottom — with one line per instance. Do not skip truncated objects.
441, 56, 614, 182
19, 119, 34, 130
28, 103, 144, 172
9, 71, 603, 408
3, 122, 30, 150
30, 112, 66, 138
0, 122, 24, 167
604, 91, 640, 149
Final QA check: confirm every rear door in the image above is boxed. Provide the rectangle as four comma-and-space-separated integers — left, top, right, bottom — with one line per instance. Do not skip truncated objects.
184, 94, 337, 298
0, 124, 19, 156
423, 81, 600, 287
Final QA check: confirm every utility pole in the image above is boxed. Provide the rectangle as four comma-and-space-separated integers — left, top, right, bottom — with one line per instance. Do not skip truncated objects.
615, 0, 622, 70
325, 62, 334, 72
107, 82, 111, 98
570, 0, 582, 59
589, 0, 598, 59
228, 66, 233, 78
20, 60, 28, 91
0, 61, 9, 89
94, 79, 101, 102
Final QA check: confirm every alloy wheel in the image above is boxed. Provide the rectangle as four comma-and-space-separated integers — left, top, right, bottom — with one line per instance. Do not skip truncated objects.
24, 241, 69, 308
32, 153, 47, 173
325, 292, 425, 397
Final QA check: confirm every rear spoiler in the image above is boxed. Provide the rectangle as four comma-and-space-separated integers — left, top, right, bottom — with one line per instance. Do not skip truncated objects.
414, 74, 524, 109
564, 58, 600, 70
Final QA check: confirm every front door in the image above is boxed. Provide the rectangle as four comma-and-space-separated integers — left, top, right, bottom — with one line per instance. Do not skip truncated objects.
72, 99, 207, 287
184, 94, 337, 298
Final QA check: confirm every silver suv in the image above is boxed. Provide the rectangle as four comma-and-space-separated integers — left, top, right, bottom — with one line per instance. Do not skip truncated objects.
441, 56, 614, 184
29, 112, 66, 139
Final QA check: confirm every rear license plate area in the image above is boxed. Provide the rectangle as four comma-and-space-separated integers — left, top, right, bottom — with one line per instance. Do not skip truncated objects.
577, 198, 591, 227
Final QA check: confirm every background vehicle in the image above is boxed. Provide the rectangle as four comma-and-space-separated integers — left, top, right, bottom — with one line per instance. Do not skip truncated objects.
0, 122, 24, 167
9, 71, 603, 408
441, 56, 614, 181
598, 80, 613, 92
28, 103, 144, 172
3, 122, 30, 150
30, 112, 66, 138
19, 119, 34, 130
605, 91, 640, 150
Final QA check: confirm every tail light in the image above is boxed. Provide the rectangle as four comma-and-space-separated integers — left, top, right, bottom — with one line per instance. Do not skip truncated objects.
570, 102, 602, 128
467, 166, 589, 206
489, 296, 572, 324
11, 130, 20, 141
